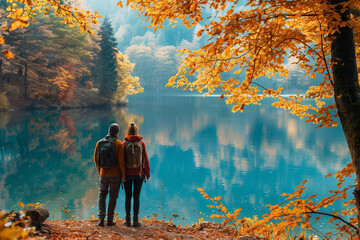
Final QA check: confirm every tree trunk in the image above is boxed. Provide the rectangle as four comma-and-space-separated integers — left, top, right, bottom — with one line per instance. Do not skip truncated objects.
331, 0, 360, 234
24, 62, 28, 97
26, 207, 49, 230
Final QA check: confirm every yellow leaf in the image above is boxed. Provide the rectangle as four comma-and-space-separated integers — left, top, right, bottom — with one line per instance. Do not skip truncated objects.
190, 4, 197, 12
27, 203, 35, 207
229, 214, 237, 222
1, 25, 7, 30
117, 1, 123, 7
196, 188, 204, 192
213, 196, 222, 201
198, 217, 203, 223
25, 0, 32, 5
14, 8, 24, 18
307, 194, 318, 200
5, 49, 14, 59
196, 29, 204, 37
9, 19, 29, 31
310, 73, 316, 79
0, 228, 23, 240
325, 173, 332, 178
0, 36, 4, 44
18, 202, 25, 209
260, 1, 266, 10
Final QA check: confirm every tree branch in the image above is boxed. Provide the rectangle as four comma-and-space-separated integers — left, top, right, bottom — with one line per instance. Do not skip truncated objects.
305, 207, 357, 230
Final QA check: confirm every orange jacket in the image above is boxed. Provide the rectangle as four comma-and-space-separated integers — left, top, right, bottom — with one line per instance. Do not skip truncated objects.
94, 139, 126, 179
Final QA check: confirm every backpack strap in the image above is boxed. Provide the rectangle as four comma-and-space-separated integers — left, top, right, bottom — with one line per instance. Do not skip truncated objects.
141, 141, 145, 169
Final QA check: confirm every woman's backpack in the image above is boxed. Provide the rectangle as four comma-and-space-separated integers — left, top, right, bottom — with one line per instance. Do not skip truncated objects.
97, 136, 116, 169
125, 140, 144, 168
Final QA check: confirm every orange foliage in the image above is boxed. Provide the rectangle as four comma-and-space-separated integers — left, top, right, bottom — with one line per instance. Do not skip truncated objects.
119, 0, 360, 128
113, 51, 143, 102
0, 0, 101, 58
30, 64, 76, 103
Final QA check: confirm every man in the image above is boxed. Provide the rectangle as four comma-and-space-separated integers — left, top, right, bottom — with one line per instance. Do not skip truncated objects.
94, 123, 126, 227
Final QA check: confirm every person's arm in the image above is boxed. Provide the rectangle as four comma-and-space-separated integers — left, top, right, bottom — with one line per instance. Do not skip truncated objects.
142, 141, 150, 180
94, 142, 100, 174
118, 141, 126, 182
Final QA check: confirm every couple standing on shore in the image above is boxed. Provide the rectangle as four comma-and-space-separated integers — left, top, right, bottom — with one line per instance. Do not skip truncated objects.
94, 122, 150, 228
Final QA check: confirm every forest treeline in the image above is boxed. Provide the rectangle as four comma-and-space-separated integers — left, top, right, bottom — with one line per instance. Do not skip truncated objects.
0, 1, 142, 110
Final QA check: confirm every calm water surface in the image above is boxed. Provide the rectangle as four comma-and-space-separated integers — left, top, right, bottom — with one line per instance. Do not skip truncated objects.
0, 96, 351, 225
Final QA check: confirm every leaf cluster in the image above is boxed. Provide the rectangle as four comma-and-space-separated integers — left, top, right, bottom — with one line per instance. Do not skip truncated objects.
120, 0, 360, 128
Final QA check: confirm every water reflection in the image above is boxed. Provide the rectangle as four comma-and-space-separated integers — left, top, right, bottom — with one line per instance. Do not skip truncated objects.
0, 96, 351, 224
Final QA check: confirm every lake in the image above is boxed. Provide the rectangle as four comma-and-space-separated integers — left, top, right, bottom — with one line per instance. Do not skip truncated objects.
0, 96, 351, 226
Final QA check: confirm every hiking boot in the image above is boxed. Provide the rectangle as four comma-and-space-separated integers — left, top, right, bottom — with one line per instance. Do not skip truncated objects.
107, 220, 116, 227
98, 219, 105, 227
133, 216, 141, 227
124, 215, 131, 227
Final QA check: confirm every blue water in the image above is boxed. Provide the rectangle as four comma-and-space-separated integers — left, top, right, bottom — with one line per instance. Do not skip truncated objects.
0, 96, 352, 227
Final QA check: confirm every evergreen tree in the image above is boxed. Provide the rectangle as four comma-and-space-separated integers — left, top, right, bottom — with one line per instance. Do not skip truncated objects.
97, 17, 118, 98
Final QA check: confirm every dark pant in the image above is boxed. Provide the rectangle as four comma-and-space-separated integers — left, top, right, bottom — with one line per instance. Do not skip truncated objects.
98, 175, 121, 221
124, 175, 144, 217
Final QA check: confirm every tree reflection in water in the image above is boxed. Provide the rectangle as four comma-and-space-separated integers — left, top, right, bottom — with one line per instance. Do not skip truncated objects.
0, 96, 351, 224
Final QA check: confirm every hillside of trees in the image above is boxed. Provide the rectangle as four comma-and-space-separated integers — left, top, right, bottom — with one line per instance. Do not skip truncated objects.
0, 3, 142, 111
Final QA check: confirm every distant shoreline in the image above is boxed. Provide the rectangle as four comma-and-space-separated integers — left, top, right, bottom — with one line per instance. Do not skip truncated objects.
1, 100, 127, 112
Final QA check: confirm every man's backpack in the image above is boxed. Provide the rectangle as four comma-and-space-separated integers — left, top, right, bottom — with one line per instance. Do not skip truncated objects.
97, 136, 117, 169
125, 140, 143, 169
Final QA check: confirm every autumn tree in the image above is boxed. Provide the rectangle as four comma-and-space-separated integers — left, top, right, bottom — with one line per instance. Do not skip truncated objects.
112, 51, 143, 102
44, 11, 100, 87
97, 17, 118, 98
119, 0, 360, 233
0, 8, 97, 103
0, 0, 101, 105
1, 12, 56, 99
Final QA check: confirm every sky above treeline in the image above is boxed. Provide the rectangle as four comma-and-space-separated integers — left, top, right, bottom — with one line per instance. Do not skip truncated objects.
83, 0, 314, 95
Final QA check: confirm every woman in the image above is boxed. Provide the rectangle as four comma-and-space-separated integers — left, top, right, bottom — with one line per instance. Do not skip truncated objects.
123, 122, 150, 227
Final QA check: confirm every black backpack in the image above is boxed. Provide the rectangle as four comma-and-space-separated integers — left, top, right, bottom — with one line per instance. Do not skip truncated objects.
97, 136, 117, 169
